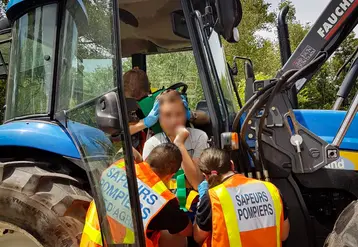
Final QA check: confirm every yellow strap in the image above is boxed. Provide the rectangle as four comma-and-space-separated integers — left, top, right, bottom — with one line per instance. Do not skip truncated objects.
115, 160, 126, 168
214, 184, 242, 247
185, 190, 198, 211
264, 182, 282, 247
152, 180, 168, 195
167, 179, 177, 190
83, 222, 103, 246
123, 227, 135, 243
167, 179, 193, 190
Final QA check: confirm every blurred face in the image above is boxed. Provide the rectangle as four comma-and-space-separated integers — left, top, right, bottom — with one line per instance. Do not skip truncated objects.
159, 99, 187, 136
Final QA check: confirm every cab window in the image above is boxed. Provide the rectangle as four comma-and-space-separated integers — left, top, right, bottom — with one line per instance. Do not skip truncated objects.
146, 51, 204, 110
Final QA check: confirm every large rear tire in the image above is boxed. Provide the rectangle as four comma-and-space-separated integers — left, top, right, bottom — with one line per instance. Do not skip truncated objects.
324, 200, 358, 247
0, 162, 92, 247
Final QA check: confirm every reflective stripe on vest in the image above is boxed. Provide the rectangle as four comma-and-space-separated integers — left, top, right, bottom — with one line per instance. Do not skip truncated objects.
264, 181, 282, 247
208, 175, 282, 247
81, 160, 175, 247
81, 201, 103, 247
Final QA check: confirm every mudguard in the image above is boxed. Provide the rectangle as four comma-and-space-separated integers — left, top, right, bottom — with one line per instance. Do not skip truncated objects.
0, 120, 114, 160
0, 121, 81, 158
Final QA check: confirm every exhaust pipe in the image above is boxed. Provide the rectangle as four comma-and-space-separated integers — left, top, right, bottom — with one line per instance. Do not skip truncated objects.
278, 6, 292, 66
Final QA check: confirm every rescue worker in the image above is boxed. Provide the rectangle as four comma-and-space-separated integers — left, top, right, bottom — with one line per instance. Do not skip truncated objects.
194, 148, 290, 247
80, 143, 192, 247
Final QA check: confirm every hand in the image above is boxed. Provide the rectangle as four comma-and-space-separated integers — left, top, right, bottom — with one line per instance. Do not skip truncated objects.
174, 127, 190, 147
143, 100, 159, 128
198, 180, 208, 199
181, 95, 191, 120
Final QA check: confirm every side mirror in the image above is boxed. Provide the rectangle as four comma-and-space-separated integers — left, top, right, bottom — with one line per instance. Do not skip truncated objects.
231, 56, 255, 101
214, 0, 242, 42
96, 92, 142, 136
244, 61, 255, 102
96, 92, 121, 136
171, 10, 190, 39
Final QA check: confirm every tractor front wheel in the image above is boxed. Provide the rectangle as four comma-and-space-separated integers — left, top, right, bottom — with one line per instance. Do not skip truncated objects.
0, 162, 92, 247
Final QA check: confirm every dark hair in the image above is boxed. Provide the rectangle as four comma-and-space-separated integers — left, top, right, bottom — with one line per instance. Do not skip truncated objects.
146, 143, 182, 177
198, 148, 232, 188
123, 68, 150, 100
157, 89, 183, 106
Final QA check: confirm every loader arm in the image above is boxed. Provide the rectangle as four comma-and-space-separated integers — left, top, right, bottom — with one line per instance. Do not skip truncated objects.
278, 0, 358, 92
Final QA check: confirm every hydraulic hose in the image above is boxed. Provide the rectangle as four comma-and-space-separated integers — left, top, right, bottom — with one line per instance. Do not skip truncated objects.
240, 88, 274, 176
238, 70, 295, 177
256, 53, 327, 178
334, 46, 358, 81
232, 82, 278, 176
232, 81, 277, 131
256, 70, 297, 179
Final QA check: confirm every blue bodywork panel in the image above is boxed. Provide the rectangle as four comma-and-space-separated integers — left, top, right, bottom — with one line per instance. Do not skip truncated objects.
6, 0, 87, 16
66, 120, 114, 158
294, 109, 358, 151
6, 0, 23, 10
0, 121, 80, 158
0, 120, 113, 160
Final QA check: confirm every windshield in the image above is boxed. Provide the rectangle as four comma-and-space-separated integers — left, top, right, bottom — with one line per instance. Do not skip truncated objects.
56, 5, 115, 112
0, 29, 11, 123
194, 13, 238, 128
5, 4, 57, 120
207, 32, 237, 115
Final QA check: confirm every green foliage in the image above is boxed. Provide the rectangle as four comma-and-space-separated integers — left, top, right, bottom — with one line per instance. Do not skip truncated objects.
224, 0, 280, 77
146, 51, 203, 109
227, 0, 358, 110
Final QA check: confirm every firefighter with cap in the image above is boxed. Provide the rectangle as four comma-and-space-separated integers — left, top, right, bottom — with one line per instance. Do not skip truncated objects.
80, 143, 192, 247
193, 148, 290, 247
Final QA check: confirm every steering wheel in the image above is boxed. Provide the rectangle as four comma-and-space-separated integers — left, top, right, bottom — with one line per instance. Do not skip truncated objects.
167, 82, 188, 95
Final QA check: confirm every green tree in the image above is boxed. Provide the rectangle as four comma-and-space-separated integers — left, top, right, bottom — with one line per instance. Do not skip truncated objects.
146, 51, 203, 109
223, 0, 280, 104
224, 0, 279, 77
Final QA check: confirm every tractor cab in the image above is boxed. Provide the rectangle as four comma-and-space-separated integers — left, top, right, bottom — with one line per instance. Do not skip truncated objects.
0, 0, 243, 246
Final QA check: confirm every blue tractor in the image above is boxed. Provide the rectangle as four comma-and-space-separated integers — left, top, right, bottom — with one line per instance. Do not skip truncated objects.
0, 0, 357, 246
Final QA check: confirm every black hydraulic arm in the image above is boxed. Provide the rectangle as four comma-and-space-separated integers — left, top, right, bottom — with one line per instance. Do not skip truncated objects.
279, 0, 358, 92
333, 55, 358, 109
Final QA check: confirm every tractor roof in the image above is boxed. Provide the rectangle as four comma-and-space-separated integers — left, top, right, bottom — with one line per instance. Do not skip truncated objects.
119, 0, 191, 57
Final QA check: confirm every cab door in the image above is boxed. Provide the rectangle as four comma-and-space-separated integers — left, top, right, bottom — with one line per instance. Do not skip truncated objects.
54, 0, 145, 246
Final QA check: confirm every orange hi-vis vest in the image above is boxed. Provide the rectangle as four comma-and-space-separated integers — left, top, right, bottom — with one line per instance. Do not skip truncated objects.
203, 174, 283, 247
80, 160, 176, 247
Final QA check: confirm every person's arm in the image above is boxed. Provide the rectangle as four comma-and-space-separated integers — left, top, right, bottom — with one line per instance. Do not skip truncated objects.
194, 192, 212, 245
194, 223, 210, 245
129, 120, 146, 135
178, 221, 193, 237
282, 218, 290, 241
174, 128, 203, 190
132, 147, 143, 163
147, 199, 192, 236
130, 100, 159, 135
